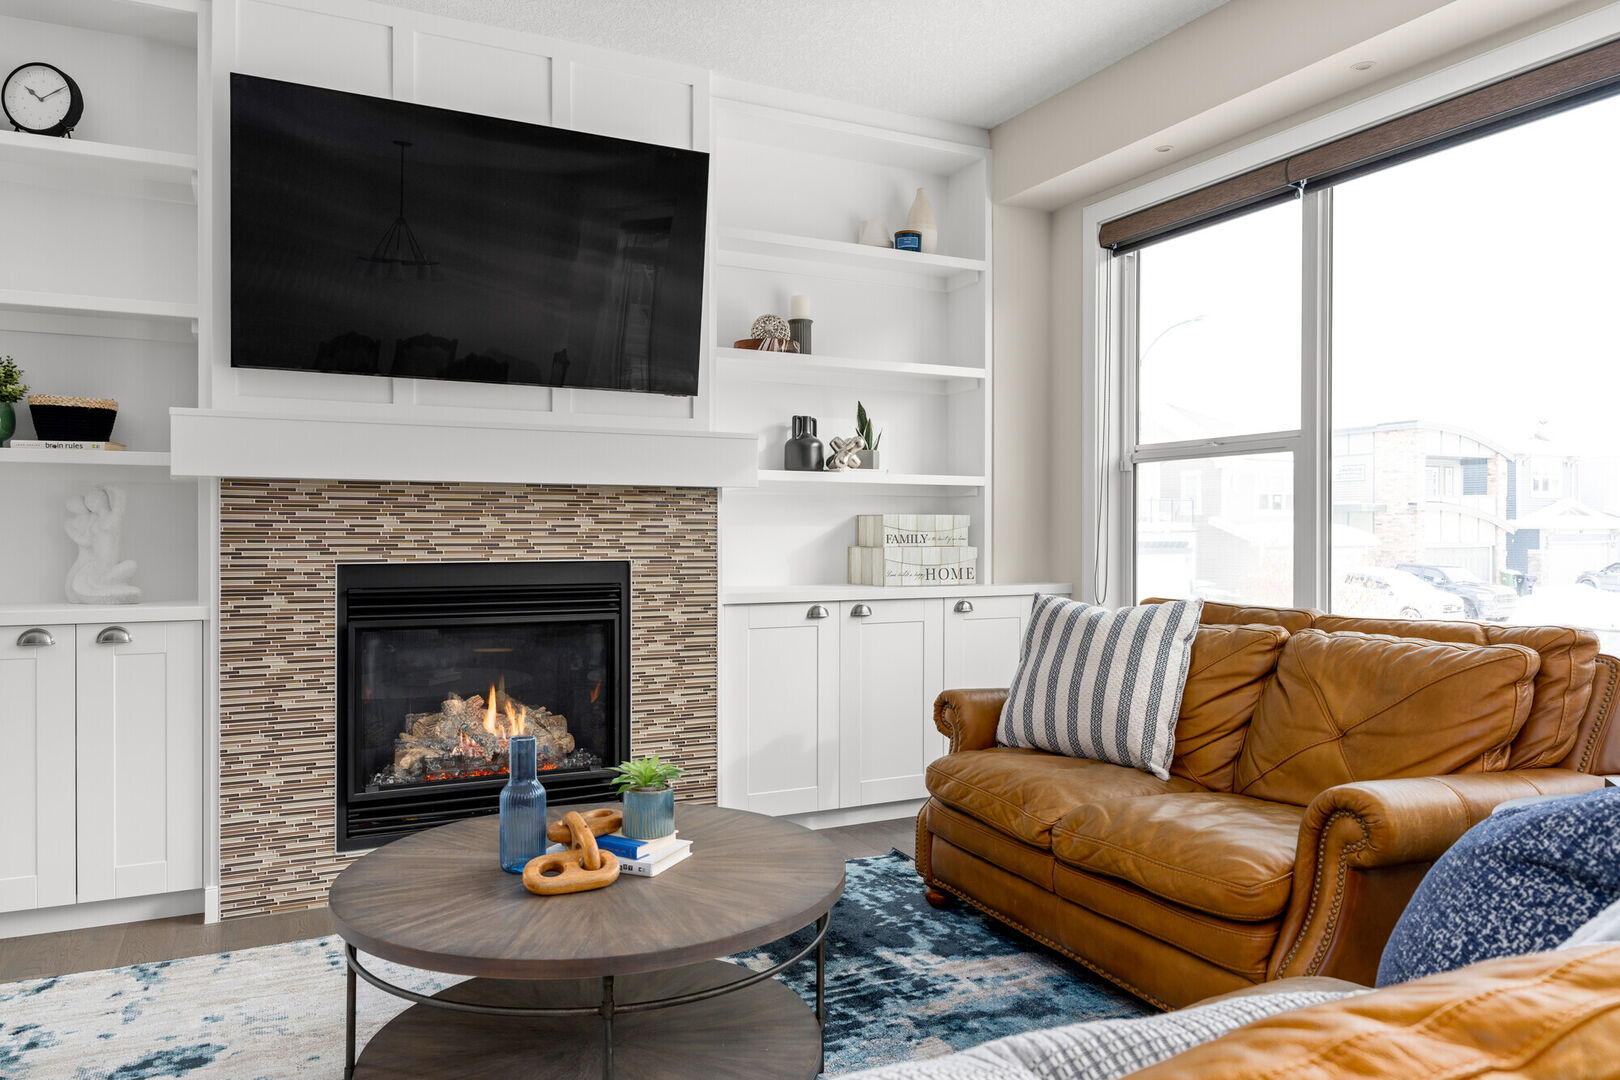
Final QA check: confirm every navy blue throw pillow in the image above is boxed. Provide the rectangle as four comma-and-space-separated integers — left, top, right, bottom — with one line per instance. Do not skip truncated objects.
1376, 787, 1620, 987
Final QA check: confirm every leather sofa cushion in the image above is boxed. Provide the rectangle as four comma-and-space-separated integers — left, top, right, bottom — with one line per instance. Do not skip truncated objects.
1053, 863, 1282, 978
925, 747, 1203, 850
1487, 624, 1600, 768
1313, 617, 1601, 769
1144, 597, 1318, 634
1051, 792, 1303, 920
1311, 615, 1485, 644
1235, 630, 1541, 806
1127, 944, 1620, 1080
1171, 625, 1290, 791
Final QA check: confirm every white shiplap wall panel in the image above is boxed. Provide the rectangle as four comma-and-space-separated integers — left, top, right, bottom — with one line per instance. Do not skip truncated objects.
235, 1, 395, 97
412, 32, 553, 123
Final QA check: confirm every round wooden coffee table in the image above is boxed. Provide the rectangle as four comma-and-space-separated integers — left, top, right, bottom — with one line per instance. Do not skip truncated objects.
329, 803, 845, 1080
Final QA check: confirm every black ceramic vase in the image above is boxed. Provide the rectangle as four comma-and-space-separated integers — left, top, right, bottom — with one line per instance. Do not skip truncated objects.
784, 415, 824, 471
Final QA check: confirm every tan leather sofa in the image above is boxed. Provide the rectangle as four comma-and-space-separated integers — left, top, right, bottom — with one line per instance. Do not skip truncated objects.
916, 601, 1620, 1009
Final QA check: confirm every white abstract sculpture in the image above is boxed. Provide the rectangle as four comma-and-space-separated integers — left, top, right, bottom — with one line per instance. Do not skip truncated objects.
825, 434, 867, 472
65, 484, 142, 604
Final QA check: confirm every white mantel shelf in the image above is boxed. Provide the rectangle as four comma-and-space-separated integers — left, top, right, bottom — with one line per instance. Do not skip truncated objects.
0, 601, 208, 625
168, 409, 761, 488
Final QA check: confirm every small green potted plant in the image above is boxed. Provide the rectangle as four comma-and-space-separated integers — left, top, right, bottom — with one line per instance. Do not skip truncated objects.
0, 357, 26, 445
855, 400, 882, 470
611, 755, 681, 840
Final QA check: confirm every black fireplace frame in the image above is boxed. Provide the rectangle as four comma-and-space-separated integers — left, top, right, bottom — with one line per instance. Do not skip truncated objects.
335, 560, 631, 851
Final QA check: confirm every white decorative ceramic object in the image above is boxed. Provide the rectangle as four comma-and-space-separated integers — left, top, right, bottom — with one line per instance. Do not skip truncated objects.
750, 313, 791, 341
65, 484, 142, 604
906, 188, 938, 254
857, 219, 890, 247
824, 434, 867, 472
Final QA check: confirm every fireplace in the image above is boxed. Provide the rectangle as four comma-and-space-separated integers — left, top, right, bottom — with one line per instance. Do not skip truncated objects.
336, 560, 630, 850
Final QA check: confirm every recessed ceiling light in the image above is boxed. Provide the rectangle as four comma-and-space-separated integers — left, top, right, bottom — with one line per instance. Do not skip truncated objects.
1154, 144, 1173, 153
1351, 60, 1376, 71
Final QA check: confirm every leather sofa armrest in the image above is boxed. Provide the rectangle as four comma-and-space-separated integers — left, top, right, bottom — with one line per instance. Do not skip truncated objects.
1271, 769, 1606, 983
934, 688, 1008, 753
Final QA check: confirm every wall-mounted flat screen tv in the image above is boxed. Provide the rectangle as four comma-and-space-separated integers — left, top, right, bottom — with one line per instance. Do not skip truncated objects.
230, 73, 708, 396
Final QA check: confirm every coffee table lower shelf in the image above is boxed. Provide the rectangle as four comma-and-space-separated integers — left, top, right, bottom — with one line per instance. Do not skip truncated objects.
345, 918, 828, 1080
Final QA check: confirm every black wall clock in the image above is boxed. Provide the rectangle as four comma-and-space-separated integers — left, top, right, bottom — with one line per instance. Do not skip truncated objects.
2, 62, 84, 137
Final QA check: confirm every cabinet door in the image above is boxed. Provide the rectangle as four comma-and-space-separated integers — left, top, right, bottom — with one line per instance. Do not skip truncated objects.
839, 599, 943, 806
76, 621, 203, 903
719, 604, 839, 815
0, 625, 76, 913
943, 594, 1033, 691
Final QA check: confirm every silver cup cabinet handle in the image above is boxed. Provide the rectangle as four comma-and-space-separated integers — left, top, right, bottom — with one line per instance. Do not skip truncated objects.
96, 626, 133, 646
850, 603, 873, 617
806, 604, 831, 620
954, 600, 975, 614
16, 627, 54, 647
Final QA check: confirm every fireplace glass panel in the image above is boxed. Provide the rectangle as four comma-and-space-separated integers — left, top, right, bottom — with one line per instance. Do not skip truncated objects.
354, 620, 612, 792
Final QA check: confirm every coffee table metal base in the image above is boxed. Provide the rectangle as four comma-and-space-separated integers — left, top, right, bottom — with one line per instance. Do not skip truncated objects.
343, 914, 828, 1080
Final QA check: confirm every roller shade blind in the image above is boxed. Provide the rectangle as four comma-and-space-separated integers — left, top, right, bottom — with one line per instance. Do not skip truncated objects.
1099, 37, 1620, 253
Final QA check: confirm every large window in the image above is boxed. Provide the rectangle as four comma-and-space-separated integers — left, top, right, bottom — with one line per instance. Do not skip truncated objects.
1123, 90, 1620, 651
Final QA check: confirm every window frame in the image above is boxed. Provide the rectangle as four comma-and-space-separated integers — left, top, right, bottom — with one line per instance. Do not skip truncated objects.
1076, 8, 1620, 607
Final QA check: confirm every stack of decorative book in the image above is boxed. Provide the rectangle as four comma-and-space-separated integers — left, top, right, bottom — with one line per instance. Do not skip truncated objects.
596, 831, 692, 877
848, 513, 976, 586
6, 439, 126, 450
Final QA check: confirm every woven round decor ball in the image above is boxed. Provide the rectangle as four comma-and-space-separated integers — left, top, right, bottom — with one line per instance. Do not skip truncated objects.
750, 313, 791, 341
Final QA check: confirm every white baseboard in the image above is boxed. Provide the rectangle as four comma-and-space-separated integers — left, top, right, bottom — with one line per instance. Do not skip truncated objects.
0, 889, 206, 940
204, 885, 221, 924
784, 799, 926, 832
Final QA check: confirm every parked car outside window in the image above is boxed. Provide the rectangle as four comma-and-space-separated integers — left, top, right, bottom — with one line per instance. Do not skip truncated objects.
1395, 563, 1517, 621
1577, 563, 1620, 591
1338, 567, 1467, 621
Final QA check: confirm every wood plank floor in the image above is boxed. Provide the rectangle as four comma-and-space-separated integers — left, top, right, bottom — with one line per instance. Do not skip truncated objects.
0, 815, 917, 983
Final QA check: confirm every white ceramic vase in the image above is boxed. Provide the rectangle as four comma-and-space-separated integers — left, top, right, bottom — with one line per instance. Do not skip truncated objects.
906, 188, 938, 254
857, 219, 890, 247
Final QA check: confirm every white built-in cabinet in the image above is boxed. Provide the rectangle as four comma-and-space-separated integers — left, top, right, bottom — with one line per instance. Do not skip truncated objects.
0, 620, 202, 915
719, 591, 1041, 816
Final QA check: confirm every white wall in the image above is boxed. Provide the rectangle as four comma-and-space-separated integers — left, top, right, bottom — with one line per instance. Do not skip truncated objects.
990, 204, 1052, 582
205, 0, 714, 431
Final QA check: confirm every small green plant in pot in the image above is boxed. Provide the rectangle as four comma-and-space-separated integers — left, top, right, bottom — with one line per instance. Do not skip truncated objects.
0, 357, 26, 445
612, 755, 681, 840
855, 400, 882, 470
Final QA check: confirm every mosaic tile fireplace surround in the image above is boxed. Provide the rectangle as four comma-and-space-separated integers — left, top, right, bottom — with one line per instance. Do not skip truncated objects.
218, 479, 718, 918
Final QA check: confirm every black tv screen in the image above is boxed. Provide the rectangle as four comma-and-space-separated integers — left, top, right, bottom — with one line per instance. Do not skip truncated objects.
230, 73, 708, 396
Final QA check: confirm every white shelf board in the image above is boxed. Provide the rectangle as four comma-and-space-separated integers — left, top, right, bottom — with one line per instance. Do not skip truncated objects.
0, 290, 197, 340
721, 582, 1071, 605
0, 600, 206, 625
0, 130, 197, 196
714, 348, 985, 395
6, 0, 199, 45
746, 470, 985, 496
715, 228, 985, 292
715, 99, 989, 175
0, 449, 171, 467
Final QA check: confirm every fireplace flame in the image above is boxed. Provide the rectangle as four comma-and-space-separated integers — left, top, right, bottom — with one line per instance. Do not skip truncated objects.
484, 683, 499, 734
505, 700, 528, 737
590, 681, 602, 704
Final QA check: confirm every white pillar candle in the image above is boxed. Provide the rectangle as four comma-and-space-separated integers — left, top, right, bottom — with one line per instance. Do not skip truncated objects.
789, 295, 812, 320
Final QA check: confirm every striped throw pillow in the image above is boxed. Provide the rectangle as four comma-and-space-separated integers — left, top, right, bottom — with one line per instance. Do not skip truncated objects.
997, 595, 1203, 780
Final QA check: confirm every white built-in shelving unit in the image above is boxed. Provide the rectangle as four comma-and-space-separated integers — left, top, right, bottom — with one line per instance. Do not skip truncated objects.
710, 97, 994, 593
0, 0, 204, 621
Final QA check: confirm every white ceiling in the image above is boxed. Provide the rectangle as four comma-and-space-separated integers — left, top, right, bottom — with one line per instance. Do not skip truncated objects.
382, 0, 1232, 128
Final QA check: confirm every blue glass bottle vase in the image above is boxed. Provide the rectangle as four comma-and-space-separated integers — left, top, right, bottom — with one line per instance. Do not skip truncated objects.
499, 735, 547, 873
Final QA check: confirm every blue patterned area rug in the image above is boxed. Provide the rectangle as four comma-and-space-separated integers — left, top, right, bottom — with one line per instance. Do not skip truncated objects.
0, 852, 1145, 1078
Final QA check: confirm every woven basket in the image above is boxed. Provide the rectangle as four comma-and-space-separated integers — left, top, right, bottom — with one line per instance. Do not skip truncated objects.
28, 395, 119, 440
